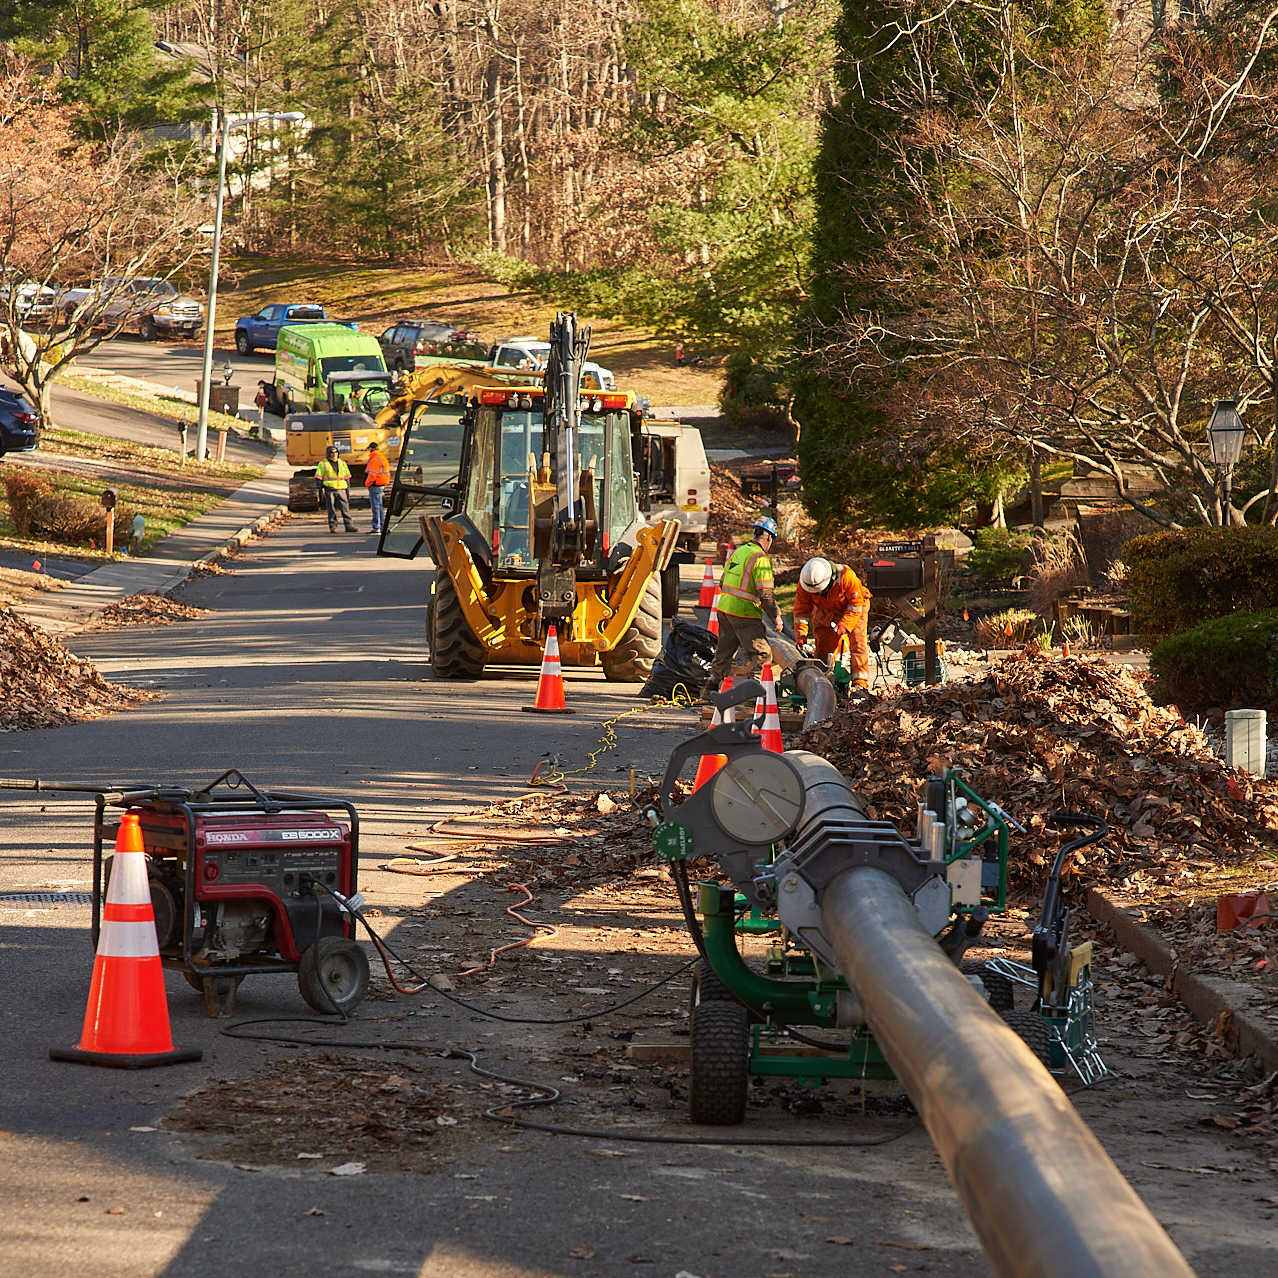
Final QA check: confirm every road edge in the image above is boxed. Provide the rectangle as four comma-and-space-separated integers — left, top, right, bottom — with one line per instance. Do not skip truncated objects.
1086, 887, 1278, 1074
156, 504, 288, 596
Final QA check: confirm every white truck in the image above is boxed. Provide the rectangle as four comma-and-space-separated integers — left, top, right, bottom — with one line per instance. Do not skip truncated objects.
61, 277, 205, 340
488, 336, 615, 390
636, 418, 710, 553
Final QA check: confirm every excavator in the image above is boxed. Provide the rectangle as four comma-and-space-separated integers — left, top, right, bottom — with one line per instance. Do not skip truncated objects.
376, 314, 681, 681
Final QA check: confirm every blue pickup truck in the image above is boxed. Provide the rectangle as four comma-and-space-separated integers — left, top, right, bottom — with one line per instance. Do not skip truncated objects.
235, 303, 356, 353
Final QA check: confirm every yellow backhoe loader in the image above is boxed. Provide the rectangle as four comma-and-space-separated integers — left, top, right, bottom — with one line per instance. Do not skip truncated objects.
377, 315, 681, 681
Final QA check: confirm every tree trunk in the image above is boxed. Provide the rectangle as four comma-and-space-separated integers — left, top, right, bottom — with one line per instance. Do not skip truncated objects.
1029, 448, 1045, 535
485, 58, 507, 254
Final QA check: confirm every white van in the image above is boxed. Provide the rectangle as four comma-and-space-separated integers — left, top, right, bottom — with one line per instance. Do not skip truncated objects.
636, 420, 710, 552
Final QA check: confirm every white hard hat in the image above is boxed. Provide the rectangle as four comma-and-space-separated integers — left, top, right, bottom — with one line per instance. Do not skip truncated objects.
800, 557, 834, 593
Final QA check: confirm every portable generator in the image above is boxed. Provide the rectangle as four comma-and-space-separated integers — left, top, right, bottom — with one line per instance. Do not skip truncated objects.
90, 770, 368, 1018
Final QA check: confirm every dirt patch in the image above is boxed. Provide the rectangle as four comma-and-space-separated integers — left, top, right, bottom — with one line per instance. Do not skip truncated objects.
0, 607, 156, 731
84, 592, 210, 630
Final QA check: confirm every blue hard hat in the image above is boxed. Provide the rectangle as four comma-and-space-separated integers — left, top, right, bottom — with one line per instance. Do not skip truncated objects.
753, 514, 778, 537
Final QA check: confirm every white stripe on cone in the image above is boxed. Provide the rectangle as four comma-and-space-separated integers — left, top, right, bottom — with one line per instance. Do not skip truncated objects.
760, 672, 784, 753
97, 920, 162, 958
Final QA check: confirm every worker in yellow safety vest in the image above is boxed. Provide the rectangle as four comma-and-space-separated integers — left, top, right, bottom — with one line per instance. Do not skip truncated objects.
316, 445, 357, 533
706, 514, 783, 693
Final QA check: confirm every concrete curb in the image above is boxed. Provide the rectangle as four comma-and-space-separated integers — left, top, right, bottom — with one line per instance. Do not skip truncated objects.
1086, 888, 1278, 1074
155, 504, 288, 595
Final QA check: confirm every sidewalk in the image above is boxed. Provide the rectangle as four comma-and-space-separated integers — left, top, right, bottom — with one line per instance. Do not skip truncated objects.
19, 455, 291, 635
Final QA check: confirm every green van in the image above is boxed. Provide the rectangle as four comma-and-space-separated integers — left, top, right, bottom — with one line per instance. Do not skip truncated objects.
262, 324, 387, 416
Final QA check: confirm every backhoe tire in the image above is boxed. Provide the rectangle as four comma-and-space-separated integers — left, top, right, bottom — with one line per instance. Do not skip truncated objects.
660, 562, 680, 618
429, 572, 486, 679
601, 573, 662, 682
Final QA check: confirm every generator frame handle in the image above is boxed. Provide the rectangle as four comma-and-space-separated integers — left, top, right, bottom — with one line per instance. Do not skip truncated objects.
91, 789, 360, 977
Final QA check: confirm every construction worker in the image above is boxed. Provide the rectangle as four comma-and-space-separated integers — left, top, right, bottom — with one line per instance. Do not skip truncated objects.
316, 445, 356, 533
707, 514, 783, 691
364, 440, 390, 534
794, 556, 872, 687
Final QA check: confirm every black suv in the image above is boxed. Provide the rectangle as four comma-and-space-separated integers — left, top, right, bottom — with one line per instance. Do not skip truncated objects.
377, 320, 484, 372
0, 387, 39, 455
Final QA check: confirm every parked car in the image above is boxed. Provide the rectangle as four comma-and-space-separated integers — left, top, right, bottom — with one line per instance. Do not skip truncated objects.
235, 303, 353, 353
377, 320, 485, 372
488, 336, 615, 390
61, 277, 205, 340
0, 387, 40, 455
0, 282, 58, 327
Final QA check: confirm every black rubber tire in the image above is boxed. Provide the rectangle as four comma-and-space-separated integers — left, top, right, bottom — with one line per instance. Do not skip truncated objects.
690, 959, 735, 1011
429, 571, 486, 678
298, 936, 370, 1015
660, 562, 680, 618
235, 330, 252, 354
689, 999, 749, 1125
601, 572, 662, 682
138, 317, 157, 341
962, 960, 1015, 1012
1001, 1009, 1054, 1068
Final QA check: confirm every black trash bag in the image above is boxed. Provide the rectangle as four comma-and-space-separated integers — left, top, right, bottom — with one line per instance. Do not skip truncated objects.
640, 619, 717, 700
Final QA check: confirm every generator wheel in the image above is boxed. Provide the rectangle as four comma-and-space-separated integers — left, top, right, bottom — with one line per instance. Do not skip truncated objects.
298, 936, 370, 1015
1001, 1009, 1054, 1068
601, 573, 662, 682
962, 960, 1015, 1012
660, 561, 680, 618
429, 572, 486, 679
689, 999, 749, 1125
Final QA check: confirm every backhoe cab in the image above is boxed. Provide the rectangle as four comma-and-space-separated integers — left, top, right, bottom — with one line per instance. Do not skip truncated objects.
378, 313, 680, 681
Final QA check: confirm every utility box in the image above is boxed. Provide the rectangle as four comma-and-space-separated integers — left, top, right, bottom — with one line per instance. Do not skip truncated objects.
1225, 709, 1267, 777
196, 382, 240, 416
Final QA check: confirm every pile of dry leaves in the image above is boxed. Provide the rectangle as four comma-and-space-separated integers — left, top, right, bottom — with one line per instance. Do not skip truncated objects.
85, 592, 209, 630
802, 653, 1278, 895
0, 608, 154, 731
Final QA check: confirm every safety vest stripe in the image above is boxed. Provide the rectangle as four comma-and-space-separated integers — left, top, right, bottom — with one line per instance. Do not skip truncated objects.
721, 551, 765, 602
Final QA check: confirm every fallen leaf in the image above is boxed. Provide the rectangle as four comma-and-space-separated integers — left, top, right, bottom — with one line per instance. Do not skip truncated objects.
825, 1235, 854, 1245
330, 1162, 366, 1176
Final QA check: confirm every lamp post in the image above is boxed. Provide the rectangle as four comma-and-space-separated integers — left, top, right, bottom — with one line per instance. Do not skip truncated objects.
196, 110, 303, 463
1207, 399, 1246, 526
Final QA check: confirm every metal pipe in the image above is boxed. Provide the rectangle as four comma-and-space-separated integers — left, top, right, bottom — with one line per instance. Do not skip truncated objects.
820, 866, 1195, 1278
765, 630, 836, 729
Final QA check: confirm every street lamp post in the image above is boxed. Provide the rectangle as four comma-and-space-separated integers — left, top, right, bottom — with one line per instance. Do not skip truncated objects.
1207, 399, 1246, 527
196, 110, 303, 463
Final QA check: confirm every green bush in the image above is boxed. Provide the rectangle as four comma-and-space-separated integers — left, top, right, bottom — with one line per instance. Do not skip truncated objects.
966, 528, 1034, 583
718, 353, 790, 433
1149, 608, 1278, 715
1126, 527, 1278, 634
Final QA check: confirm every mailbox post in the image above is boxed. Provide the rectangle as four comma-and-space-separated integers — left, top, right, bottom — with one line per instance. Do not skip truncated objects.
864, 536, 942, 685
101, 488, 118, 557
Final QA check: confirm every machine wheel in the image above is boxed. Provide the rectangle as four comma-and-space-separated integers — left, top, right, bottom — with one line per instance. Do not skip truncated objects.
235, 330, 252, 354
429, 572, 486, 679
962, 960, 1015, 1012
690, 1000, 749, 1125
138, 316, 157, 341
690, 959, 735, 1009
660, 561, 680, 618
298, 936, 370, 1016
1001, 1009, 1054, 1068
601, 573, 662, 682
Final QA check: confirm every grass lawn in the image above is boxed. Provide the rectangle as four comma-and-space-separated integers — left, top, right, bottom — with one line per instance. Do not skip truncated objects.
40, 424, 259, 486
0, 462, 248, 563
216, 257, 726, 408
56, 372, 245, 437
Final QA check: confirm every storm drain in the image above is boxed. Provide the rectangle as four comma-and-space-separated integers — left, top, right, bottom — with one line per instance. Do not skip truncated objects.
0, 892, 92, 905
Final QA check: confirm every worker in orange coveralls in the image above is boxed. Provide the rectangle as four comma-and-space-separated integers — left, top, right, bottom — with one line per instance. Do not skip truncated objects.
793, 556, 872, 687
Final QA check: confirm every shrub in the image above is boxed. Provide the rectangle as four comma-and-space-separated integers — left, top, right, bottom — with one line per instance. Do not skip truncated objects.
1026, 531, 1087, 616
1125, 527, 1278, 634
966, 528, 1034, 583
975, 606, 1040, 648
2, 469, 54, 535
1149, 608, 1278, 715
718, 353, 790, 434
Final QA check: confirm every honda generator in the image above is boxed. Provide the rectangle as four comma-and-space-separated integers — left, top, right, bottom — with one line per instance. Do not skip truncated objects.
90, 770, 368, 1018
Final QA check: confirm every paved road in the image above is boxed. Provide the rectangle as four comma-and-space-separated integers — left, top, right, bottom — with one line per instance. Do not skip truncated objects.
71, 335, 273, 399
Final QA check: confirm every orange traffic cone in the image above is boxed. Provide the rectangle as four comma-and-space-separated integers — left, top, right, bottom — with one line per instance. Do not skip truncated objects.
707, 590, 720, 638
523, 624, 574, 714
697, 559, 717, 607
759, 672, 784, 754
51, 812, 201, 1069
752, 662, 777, 735
693, 676, 734, 790
1062, 639, 1071, 658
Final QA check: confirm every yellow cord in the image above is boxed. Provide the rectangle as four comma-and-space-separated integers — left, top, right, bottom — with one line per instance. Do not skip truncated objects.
529, 687, 696, 787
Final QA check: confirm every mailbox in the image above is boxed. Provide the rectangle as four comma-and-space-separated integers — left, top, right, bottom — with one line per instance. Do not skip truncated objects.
101, 488, 118, 511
